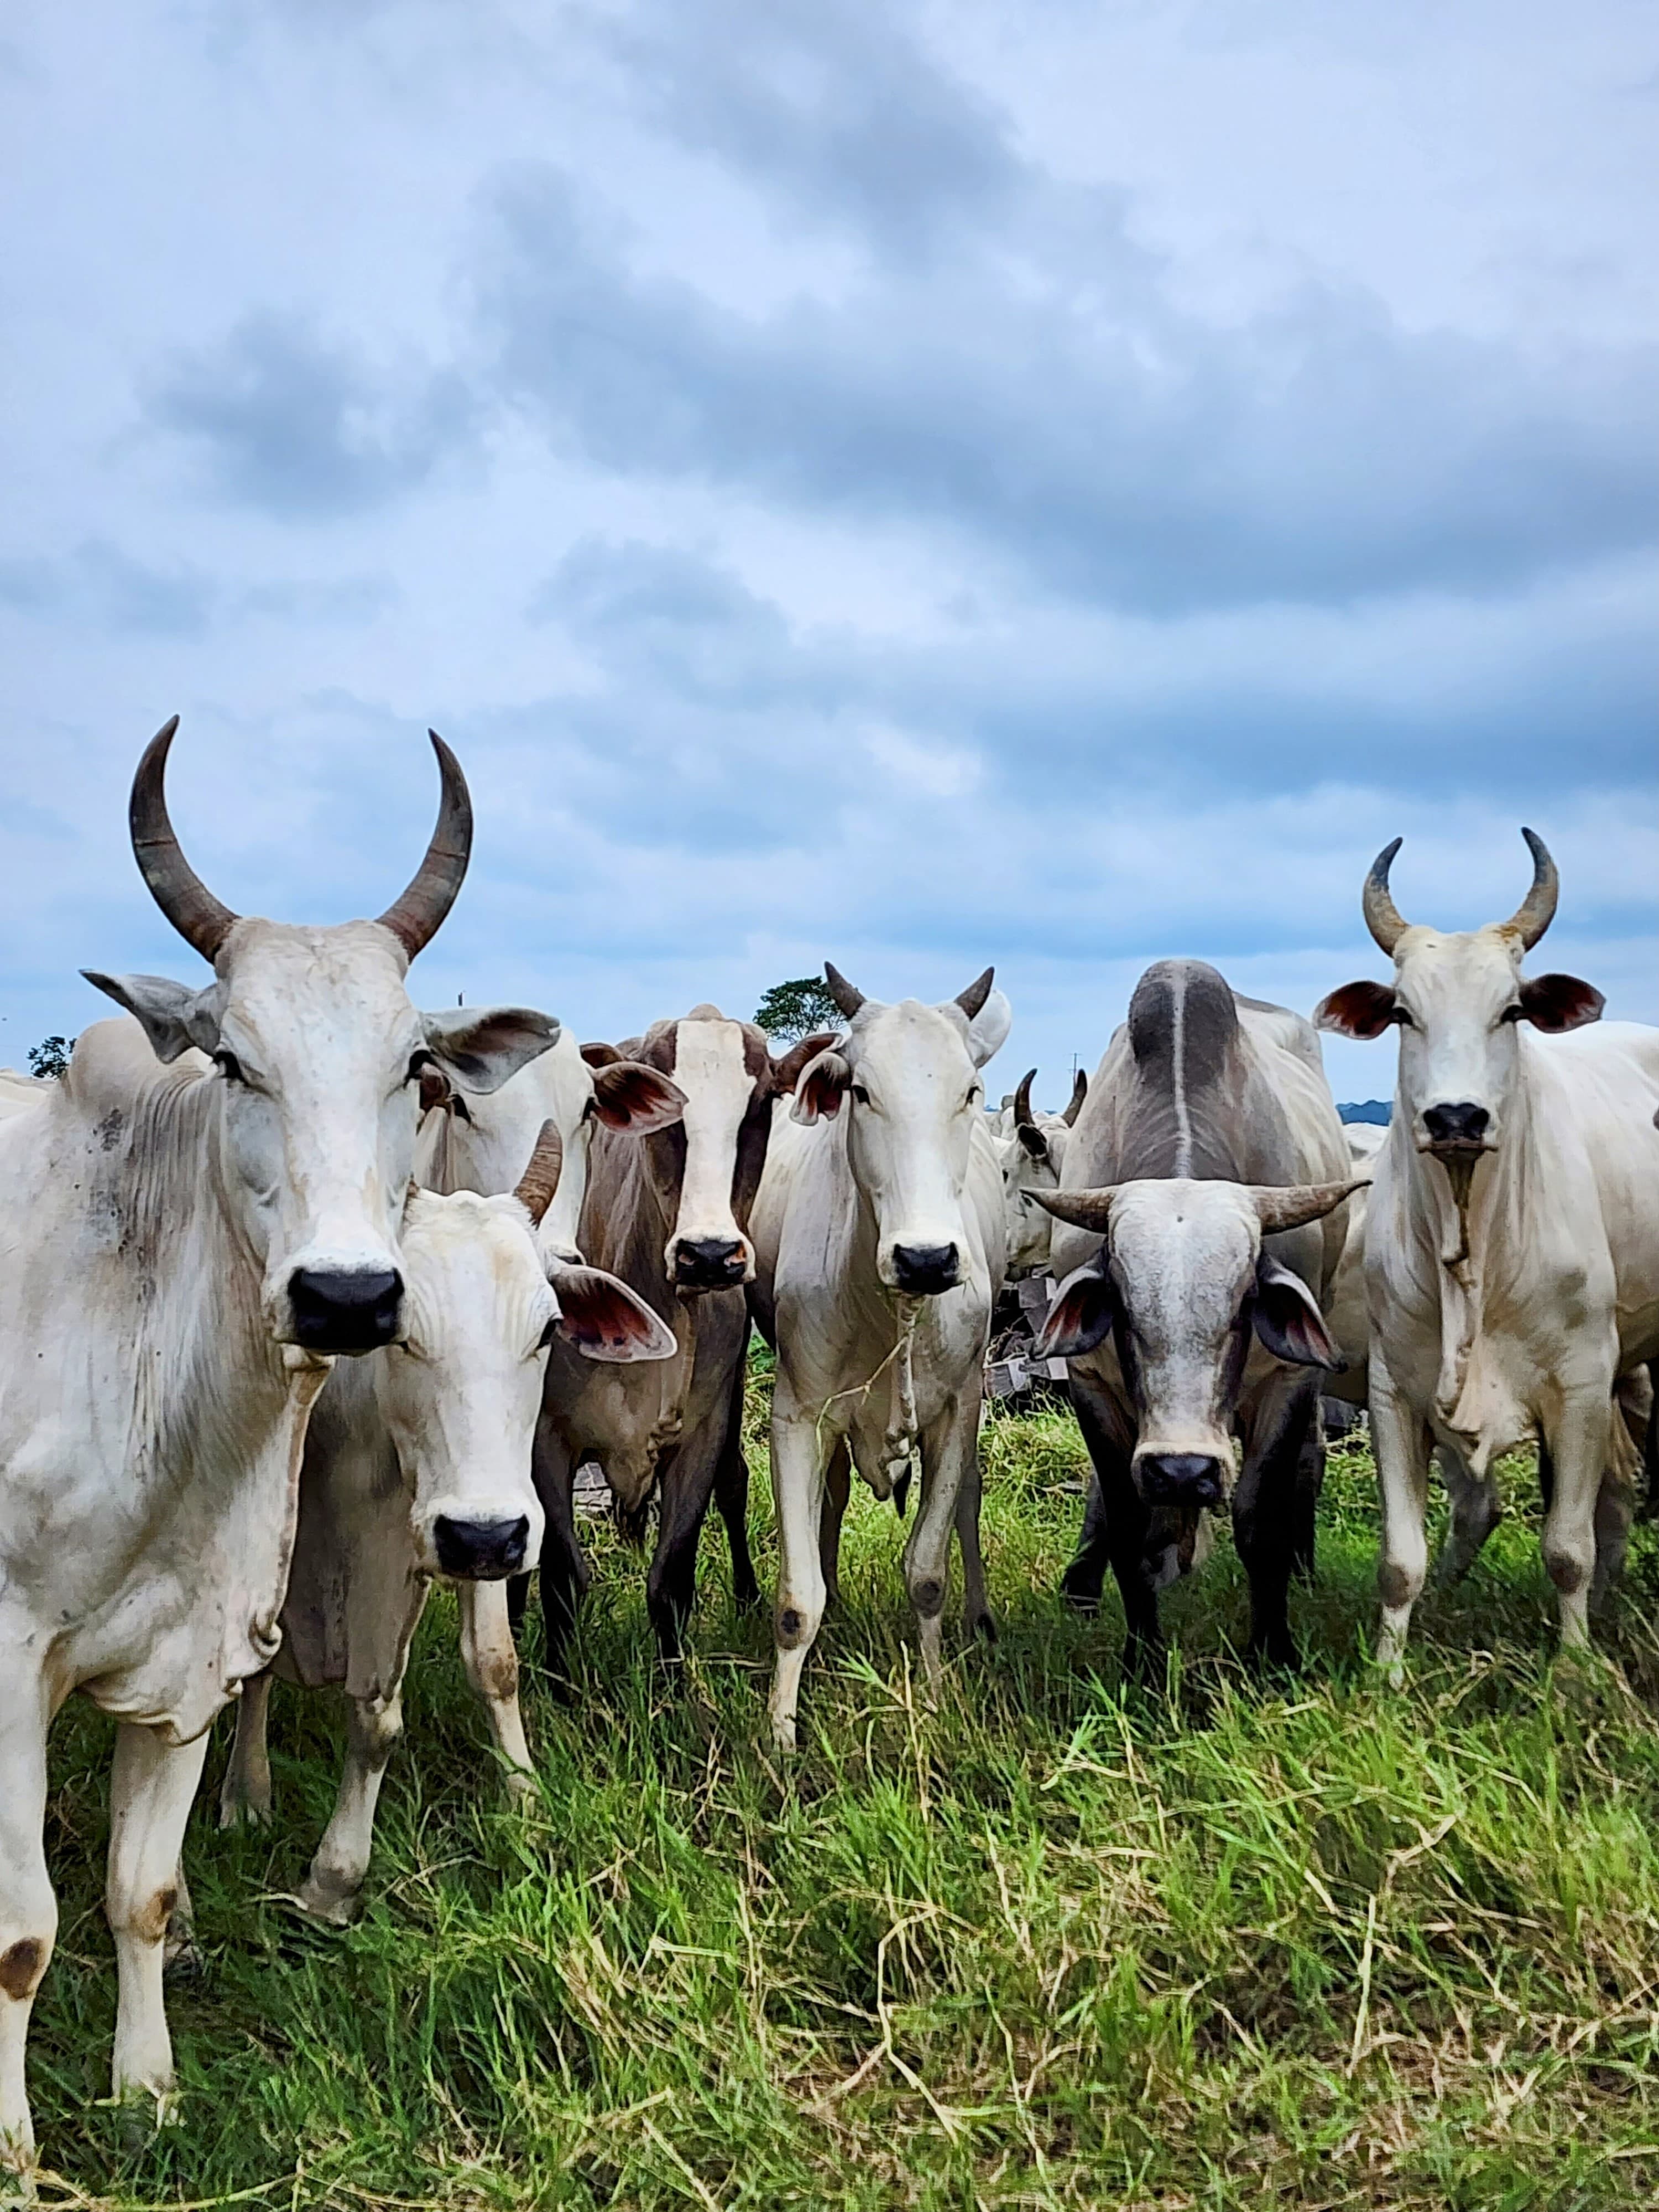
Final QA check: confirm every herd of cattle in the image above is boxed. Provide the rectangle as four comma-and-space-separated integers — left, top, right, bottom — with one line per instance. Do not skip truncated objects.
2, 721, 1657, 2177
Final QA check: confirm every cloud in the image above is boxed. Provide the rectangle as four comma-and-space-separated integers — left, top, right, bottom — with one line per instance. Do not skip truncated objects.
145, 311, 479, 518
0, 540, 395, 635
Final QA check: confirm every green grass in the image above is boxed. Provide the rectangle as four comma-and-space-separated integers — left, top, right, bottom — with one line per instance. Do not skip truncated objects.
28, 1359, 1659, 2211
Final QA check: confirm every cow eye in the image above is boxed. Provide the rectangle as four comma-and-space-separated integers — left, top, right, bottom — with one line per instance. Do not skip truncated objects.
213, 1051, 245, 1084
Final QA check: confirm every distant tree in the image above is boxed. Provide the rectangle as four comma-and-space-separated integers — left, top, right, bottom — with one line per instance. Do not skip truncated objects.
754, 977, 840, 1042
27, 1035, 72, 1078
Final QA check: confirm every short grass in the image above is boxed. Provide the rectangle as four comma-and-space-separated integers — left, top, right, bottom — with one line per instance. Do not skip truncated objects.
27, 1355, 1659, 2211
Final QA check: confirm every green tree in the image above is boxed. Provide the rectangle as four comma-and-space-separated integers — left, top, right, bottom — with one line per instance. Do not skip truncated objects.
27, 1035, 72, 1078
754, 977, 840, 1042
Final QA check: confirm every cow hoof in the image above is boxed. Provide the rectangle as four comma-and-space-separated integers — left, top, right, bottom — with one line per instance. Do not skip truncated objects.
972, 1610, 999, 1645
218, 1792, 272, 1832
502, 1767, 537, 1807
108, 2083, 180, 2151
292, 1876, 363, 1929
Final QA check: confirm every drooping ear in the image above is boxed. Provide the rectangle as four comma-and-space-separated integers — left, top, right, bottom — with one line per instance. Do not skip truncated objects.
791, 1047, 852, 1124
81, 971, 221, 1062
418, 1063, 471, 1121
1516, 973, 1604, 1034
590, 1057, 687, 1133
580, 1040, 624, 1068
1036, 1259, 1117, 1360
1251, 1255, 1343, 1369
421, 1005, 560, 1092
771, 1031, 842, 1094
1016, 1120, 1051, 1162
961, 987, 1014, 1068
545, 1261, 677, 1362
1313, 980, 1401, 1040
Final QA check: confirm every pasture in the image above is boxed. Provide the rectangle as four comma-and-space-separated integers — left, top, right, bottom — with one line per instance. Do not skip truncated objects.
29, 1354, 1659, 2212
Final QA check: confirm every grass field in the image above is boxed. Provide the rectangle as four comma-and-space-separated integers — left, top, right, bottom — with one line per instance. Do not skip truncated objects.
28, 1354, 1659, 2211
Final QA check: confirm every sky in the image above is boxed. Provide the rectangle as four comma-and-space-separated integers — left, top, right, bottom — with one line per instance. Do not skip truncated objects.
1, 0, 1653, 1109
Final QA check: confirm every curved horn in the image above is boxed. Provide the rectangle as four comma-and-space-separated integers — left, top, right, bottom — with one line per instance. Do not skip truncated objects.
1062, 1069, 1087, 1126
1248, 1179, 1366, 1236
513, 1118, 564, 1227
1362, 837, 1408, 958
375, 730, 473, 959
129, 717, 238, 963
956, 966, 994, 1020
1499, 827, 1558, 951
823, 962, 865, 1021
1032, 1186, 1119, 1234
1013, 1068, 1037, 1129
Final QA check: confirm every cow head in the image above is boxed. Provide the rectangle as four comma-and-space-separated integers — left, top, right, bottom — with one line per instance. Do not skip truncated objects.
995, 1067, 1074, 1278
792, 963, 1013, 1296
1035, 1177, 1359, 1507
84, 719, 557, 1355
379, 1123, 674, 1580
1314, 831, 1603, 1161
628, 1007, 831, 1292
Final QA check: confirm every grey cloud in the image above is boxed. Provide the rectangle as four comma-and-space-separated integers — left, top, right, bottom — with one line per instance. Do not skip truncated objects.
146, 312, 479, 519
0, 541, 213, 635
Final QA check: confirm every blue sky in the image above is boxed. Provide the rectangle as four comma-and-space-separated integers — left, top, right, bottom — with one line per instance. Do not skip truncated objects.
2, 0, 1653, 1106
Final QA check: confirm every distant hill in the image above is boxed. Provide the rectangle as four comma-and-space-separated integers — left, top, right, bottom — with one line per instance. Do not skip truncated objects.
1339, 1100, 1391, 1125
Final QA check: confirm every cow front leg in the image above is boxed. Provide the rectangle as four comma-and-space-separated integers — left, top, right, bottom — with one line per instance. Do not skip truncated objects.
904, 1403, 971, 1695
1541, 1390, 1616, 1651
952, 1409, 996, 1644
1233, 1376, 1317, 1672
1, 1699, 54, 2183
647, 1422, 726, 1665
820, 1438, 852, 1610
1432, 1443, 1502, 1586
295, 1693, 403, 1926
1068, 1381, 1160, 1674
1370, 1363, 1432, 1682
713, 1338, 761, 1611
531, 1418, 588, 1683
106, 1722, 211, 2114
768, 1404, 832, 1752
457, 1582, 534, 1797
218, 1669, 274, 1828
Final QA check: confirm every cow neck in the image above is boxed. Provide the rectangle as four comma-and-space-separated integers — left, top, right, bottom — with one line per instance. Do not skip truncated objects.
582, 1120, 681, 1320
826, 1114, 924, 1481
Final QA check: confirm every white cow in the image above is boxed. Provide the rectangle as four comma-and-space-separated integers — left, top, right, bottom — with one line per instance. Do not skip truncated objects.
749, 965, 1011, 1751
220, 1124, 675, 1923
994, 1066, 1086, 1280
1316, 831, 1659, 1672
0, 722, 554, 2178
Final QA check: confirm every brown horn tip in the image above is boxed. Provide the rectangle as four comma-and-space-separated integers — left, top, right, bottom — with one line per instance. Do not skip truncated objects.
1032, 1185, 1119, 1233
1361, 836, 1408, 958
955, 966, 995, 1020
375, 729, 473, 960
1062, 1069, 1087, 1126
513, 1118, 564, 1227
1249, 1178, 1367, 1236
1503, 827, 1559, 951
823, 962, 865, 1020
1013, 1067, 1037, 1128
129, 716, 239, 963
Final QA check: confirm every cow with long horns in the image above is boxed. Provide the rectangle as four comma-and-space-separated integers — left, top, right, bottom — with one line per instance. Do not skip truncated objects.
0, 723, 554, 2176
1316, 832, 1659, 1674
994, 1066, 1087, 1280
1032, 962, 1362, 1674
749, 964, 1011, 1750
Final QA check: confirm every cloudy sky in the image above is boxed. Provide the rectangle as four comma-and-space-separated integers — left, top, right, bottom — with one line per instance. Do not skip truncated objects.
2, 0, 1653, 1105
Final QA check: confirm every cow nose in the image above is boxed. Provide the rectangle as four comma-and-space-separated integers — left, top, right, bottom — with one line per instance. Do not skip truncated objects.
1423, 1101, 1490, 1147
1138, 1453, 1226, 1508
891, 1243, 960, 1296
673, 1237, 747, 1289
288, 1266, 403, 1353
432, 1514, 530, 1580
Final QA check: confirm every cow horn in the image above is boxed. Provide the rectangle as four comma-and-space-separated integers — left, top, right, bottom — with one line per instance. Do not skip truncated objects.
1032, 1186, 1119, 1233
1062, 1069, 1087, 1126
129, 717, 239, 963
956, 966, 995, 1020
513, 1118, 564, 1227
823, 962, 865, 1020
1361, 837, 1408, 957
1499, 827, 1558, 951
1248, 1179, 1366, 1235
375, 730, 473, 959
1013, 1067, 1037, 1128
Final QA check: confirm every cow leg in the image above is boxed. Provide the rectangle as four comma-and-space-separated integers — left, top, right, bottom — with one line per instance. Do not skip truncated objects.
713, 1339, 760, 1611
106, 1722, 211, 2110
953, 1434, 997, 1644
1290, 1397, 1325, 1583
768, 1405, 833, 1752
457, 1582, 534, 1797
648, 1425, 724, 1665
1067, 1381, 1161, 1674
0, 1701, 54, 2181
904, 1403, 969, 1694
295, 1693, 403, 1926
820, 1438, 852, 1609
1233, 1378, 1317, 1671
531, 1418, 588, 1682
218, 1668, 274, 1828
1432, 1442, 1502, 1586
1541, 1390, 1620, 1650
1370, 1364, 1433, 1682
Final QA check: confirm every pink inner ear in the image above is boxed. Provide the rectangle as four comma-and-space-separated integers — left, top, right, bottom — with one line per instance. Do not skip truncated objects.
593, 1061, 685, 1132
1037, 1271, 1114, 1360
1314, 980, 1398, 1040
801, 1065, 846, 1119
1520, 974, 1605, 1034
557, 1276, 659, 1352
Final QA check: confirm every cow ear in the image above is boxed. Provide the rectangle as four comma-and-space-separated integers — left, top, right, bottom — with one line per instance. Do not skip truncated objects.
580, 1040, 624, 1068
421, 1005, 560, 1092
590, 1057, 686, 1133
1036, 1260, 1116, 1360
1016, 1121, 1051, 1162
771, 1031, 842, 1094
1252, 1256, 1343, 1369
1516, 973, 1604, 1034
1313, 980, 1401, 1040
545, 1261, 677, 1362
962, 988, 1014, 1068
81, 971, 221, 1062
791, 1048, 852, 1124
